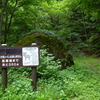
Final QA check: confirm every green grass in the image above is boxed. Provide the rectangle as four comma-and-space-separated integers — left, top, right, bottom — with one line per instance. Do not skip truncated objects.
77, 57, 100, 71
0, 57, 100, 100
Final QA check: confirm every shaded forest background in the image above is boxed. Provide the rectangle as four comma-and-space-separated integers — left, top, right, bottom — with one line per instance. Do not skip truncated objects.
0, 0, 100, 56
0, 1, 100, 99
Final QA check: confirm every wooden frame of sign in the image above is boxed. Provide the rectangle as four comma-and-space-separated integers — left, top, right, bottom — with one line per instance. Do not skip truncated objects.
0, 44, 40, 91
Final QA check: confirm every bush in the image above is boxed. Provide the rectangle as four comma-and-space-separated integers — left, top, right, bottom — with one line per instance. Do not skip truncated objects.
37, 49, 61, 79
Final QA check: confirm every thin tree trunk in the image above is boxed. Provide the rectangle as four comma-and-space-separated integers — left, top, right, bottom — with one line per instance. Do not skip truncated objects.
0, 15, 2, 43
4, 0, 18, 43
4, 8, 8, 43
0, 0, 5, 43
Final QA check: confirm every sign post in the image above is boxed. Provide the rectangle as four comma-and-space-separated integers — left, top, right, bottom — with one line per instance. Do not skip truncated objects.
32, 66, 37, 91
1, 44, 8, 91
0, 43, 40, 92
2, 68, 7, 91
31, 43, 37, 91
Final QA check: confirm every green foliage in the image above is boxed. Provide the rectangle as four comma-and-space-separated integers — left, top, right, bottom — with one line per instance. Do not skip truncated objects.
38, 49, 61, 79
0, 57, 100, 100
1, 0, 100, 99
0, 76, 35, 100
24, 29, 55, 37
36, 57, 100, 100
3, 0, 99, 56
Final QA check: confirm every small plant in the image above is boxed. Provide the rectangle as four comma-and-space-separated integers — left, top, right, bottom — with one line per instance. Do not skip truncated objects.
37, 49, 61, 79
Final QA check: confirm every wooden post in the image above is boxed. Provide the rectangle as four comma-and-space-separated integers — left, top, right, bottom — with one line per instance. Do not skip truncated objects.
1, 44, 7, 91
31, 43, 37, 91
31, 67, 37, 91
2, 68, 7, 91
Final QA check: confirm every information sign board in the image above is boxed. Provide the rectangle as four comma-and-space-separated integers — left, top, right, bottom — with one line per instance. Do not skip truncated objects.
22, 47, 39, 66
0, 46, 39, 68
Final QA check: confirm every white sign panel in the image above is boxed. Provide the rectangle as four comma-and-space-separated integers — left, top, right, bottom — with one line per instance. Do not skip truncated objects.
22, 47, 39, 66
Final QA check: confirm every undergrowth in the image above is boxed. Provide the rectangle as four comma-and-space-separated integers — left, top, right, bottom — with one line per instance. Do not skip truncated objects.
0, 50, 100, 100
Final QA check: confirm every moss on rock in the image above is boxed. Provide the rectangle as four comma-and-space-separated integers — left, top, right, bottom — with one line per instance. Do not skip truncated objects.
16, 33, 74, 69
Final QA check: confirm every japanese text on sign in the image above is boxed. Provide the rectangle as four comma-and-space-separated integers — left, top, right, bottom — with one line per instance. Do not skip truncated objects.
0, 55, 22, 67
0, 46, 39, 68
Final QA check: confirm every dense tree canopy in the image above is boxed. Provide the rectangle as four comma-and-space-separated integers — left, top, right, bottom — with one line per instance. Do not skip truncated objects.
0, 0, 100, 56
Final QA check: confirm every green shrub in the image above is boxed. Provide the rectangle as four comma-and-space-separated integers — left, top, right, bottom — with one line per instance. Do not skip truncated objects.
37, 49, 61, 79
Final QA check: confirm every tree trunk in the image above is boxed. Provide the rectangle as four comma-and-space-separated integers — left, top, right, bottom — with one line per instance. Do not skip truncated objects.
4, 0, 18, 43
0, 0, 5, 43
0, 15, 2, 43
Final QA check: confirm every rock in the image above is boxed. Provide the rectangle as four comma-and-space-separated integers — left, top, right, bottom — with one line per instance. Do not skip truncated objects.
16, 33, 74, 69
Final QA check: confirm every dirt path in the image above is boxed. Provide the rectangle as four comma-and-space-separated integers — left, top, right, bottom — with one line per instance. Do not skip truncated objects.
84, 61, 100, 74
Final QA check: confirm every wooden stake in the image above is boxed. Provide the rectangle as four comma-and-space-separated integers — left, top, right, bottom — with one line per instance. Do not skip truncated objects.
31, 43, 37, 91
1, 44, 7, 91
31, 67, 37, 91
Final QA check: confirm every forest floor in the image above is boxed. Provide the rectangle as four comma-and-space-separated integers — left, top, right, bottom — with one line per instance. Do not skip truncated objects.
0, 56, 100, 100
77, 57, 100, 74
84, 61, 100, 74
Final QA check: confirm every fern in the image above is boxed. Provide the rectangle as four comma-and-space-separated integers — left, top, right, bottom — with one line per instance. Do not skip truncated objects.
23, 29, 56, 38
